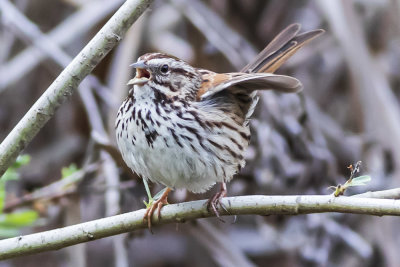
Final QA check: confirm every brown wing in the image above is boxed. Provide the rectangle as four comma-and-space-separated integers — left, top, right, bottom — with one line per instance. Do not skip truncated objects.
197, 72, 301, 101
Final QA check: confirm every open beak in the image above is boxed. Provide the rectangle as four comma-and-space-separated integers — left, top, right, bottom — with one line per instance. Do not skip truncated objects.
127, 61, 151, 85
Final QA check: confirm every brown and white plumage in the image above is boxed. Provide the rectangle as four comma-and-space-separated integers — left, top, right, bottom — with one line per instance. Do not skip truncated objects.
115, 24, 323, 225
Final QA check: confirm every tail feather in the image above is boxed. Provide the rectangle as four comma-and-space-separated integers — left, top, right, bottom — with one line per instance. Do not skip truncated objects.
242, 24, 324, 74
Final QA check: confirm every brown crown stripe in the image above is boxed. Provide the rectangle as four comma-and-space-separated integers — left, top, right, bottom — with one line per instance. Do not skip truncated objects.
144, 53, 182, 62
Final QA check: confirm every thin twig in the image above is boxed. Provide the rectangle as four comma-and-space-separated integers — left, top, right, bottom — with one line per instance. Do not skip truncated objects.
353, 187, 400, 199
3, 163, 99, 211
4, 178, 135, 212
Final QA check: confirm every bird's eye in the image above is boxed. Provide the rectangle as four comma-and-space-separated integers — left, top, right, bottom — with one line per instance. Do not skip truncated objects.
160, 64, 169, 73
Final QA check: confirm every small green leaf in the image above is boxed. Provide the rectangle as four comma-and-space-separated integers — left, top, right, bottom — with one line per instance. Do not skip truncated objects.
61, 163, 79, 178
14, 155, 31, 168
1, 169, 18, 181
0, 210, 38, 227
348, 175, 371, 187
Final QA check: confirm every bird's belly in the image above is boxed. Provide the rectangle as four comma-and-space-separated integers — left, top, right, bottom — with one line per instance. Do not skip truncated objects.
116, 100, 248, 193
118, 126, 224, 193
147, 138, 223, 192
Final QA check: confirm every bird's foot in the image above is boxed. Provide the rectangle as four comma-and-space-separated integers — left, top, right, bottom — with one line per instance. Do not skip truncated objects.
143, 187, 171, 232
206, 182, 228, 222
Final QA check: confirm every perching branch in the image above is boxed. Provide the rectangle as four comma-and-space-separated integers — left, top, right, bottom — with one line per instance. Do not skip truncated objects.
0, 0, 154, 177
1, 194, 400, 260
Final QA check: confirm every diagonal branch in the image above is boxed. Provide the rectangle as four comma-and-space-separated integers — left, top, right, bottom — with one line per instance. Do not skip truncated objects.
0, 194, 400, 260
0, 0, 154, 177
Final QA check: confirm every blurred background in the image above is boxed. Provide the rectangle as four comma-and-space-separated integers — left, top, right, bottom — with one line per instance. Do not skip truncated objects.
1, 0, 400, 266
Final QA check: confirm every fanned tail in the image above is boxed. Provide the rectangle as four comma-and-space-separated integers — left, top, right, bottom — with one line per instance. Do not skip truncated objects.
242, 24, 324, 74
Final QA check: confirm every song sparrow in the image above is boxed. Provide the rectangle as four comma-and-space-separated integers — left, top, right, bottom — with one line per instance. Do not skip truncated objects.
115, 24, 323, 228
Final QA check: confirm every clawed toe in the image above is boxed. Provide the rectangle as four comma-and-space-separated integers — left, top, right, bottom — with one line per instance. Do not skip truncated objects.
143, 187, 171, 232
206, 182, 227, 221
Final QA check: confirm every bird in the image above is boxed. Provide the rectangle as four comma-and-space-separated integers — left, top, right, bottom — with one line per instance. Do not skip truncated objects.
115, 24, 323, 229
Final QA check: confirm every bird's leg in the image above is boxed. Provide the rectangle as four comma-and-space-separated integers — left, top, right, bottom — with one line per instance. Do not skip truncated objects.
207, 182, 227, 221
143, 178, 154, 206
143, 187, 172, 231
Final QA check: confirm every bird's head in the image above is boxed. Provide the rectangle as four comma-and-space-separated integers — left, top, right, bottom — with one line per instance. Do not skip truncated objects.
128, 53, 202, 100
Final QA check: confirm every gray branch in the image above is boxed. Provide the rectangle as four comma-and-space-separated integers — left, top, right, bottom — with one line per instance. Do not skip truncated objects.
0, 0, 154, 176
1, 194, 400, 260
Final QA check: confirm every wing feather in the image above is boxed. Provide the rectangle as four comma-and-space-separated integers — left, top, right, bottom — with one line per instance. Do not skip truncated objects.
198, 72, 301, 100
